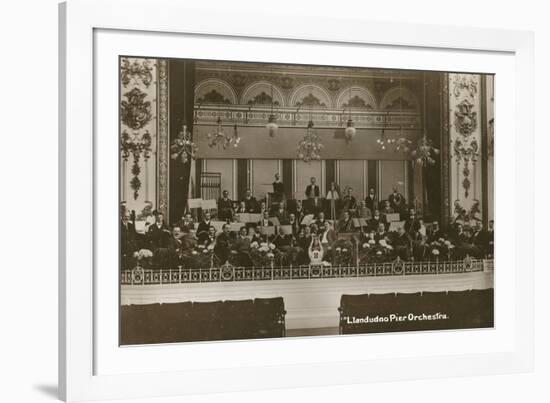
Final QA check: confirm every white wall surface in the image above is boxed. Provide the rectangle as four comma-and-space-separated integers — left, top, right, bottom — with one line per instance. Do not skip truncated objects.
0, 1, 547, 403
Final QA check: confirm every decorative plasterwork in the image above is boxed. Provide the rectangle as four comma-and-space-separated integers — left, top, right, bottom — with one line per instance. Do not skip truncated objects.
157, 60, 169, 219
289, 84, 333, 109
380, 86, 419, 111
449, 73, 482, 217
120, 57, 158, 206
240, 81, 285, 106
335, 86, 377, 109
194, 78, 238, 105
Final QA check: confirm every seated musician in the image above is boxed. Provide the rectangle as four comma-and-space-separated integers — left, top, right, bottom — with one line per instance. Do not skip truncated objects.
368, 209, 385, 232
325, 182, 340, 219
242, 188, 258, 213
274, 202, 289, 225
427, 220, 446, 243
232, 226, 252, 266
288, 213, 300, 235
175, 212, 195, 234
214, 224, 234, 263
356, 200, 372, 220
200, 226, 217, 247
338, 210, 354, 233
404, 208, 421, 234
233, 200, 245, 215
294, 199, 306, 225
365, 188, 377, 212
471, 220, 487, 256
381, 200, 395, 215
196, 211, 212, 241
341, 187, 358, 217
375, 222, 389, 243
250, 225, 264, 244
320, 221, 336, 257
217, 190, 234, 222
259, 201, 268, 216
166, 225, 186, 265
310, 222, 320, 236
393, 226, 412, 260
388, 186, 406, 214
315, 211, 328, 228
120, 212, 137, 260
274, 228, 294, 251
258, 211, 273, 227
147, 212, 170, 250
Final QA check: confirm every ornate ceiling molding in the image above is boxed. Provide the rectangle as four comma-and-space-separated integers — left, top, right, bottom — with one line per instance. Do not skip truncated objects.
289, 84, 333, 109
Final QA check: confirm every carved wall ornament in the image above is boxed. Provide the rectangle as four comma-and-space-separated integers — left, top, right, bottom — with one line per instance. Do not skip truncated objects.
121, 129, 153, 200
280, 76, 294, 90
121, 88, 153, 130
121, 58, 153, 88
197, 89, 231, 104
384, 96, 415, 111
327, 78, 341, 91
247, 91, 279, 106
452, 74, 478, 99
342, 95, 373, 109
453, 99, 478, 136
295, 93, 326, 108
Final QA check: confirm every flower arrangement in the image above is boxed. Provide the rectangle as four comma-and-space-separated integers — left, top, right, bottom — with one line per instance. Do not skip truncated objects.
133, 249, 153, 268
250, 242, 281, 267
331, 239, 353, 266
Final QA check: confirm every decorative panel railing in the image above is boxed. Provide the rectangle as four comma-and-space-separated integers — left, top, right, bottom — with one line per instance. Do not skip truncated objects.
121, 258, 492, 286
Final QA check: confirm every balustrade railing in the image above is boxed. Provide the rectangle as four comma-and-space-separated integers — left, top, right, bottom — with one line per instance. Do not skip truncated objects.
121, 258, 492, 286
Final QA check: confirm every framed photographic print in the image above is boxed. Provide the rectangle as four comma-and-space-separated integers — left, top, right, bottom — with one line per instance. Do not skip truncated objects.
59, 0, 534, 401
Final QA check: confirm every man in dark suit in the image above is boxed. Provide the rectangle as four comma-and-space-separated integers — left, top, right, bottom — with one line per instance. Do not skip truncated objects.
218, 190, 234, 222
232, 226, 252, 266
121, 212, 137, 266
166, 226, 186, 265
259, 211, 273, 227
388, 186, 406, 214
368, 210, 385, 232
365, 188, 377, 212
242, 189, 258, 213
305, 177, 320, 199
404, 208, 421, 235
288, 213, 300, 236
235, 201, 248, 215
338, 211, 354, 233
487, 220, 494, 258
427, 221, 446, 243
175, 212, 195, 234
147, 212, 170, 249
196, 211, 213, 241
215, 224, 234, 264
393, 226, 412, 260
341, 187, 358, 217
272, 173, 285, 198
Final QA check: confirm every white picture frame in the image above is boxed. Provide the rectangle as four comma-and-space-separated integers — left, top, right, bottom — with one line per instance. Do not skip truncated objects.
59, 0, 534, 401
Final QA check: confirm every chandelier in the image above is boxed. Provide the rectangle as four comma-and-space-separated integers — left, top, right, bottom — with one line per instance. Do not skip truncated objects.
170, 123, 198, 163
411, 132, 439, 166
297, 120, 323, 162
207, 117, 241, 149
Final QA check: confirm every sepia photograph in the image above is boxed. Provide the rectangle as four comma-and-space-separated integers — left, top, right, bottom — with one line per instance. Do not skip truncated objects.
119, 57, 495, 345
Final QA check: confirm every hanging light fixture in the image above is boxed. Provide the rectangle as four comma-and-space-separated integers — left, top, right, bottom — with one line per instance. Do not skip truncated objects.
207, 116, 240, 149
344, 86, 356, 142
207, 78, 240, 149
297, 119, 323, 162
266, 71, 278, 137
376, 114, 394, 150
411, 72, 439, 166
170, 62, 198, 163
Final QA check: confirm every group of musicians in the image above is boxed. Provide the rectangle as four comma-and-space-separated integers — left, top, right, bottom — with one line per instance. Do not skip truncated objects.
121, 173, 494, 268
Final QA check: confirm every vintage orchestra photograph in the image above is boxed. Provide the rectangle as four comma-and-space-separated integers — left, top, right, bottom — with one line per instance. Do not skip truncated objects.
119, 57, 495, 345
